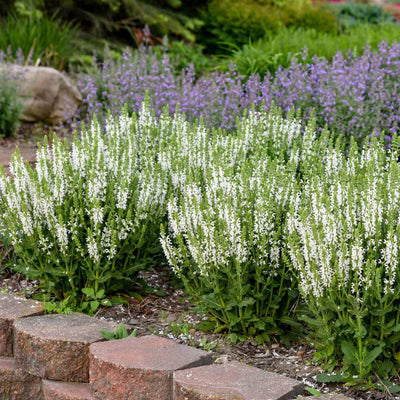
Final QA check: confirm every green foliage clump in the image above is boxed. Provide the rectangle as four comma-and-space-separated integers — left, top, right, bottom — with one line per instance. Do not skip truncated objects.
0, 71, 21, 138
43, 296, 74, 315
0, 11, 78, 69
332, 0, 398, 29
223, 22, 400, 78
157, 104, 400, 386
197, 0, 337, 54
0, 104, 168, 304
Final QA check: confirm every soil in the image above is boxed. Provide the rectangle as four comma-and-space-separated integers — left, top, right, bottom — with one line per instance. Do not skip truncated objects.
0, 124, 399, 400
0, 122, 74, 172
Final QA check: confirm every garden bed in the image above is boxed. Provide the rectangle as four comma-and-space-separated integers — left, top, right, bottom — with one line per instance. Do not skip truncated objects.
0, 265, 396, 400
3, 15, 400, 398
2, 104, 400, 398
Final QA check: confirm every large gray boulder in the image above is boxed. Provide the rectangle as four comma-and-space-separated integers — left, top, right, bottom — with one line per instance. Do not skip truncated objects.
0, 65, 82, 124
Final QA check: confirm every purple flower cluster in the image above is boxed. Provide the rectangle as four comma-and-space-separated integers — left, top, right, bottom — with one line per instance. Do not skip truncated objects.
78, 41, 400, 141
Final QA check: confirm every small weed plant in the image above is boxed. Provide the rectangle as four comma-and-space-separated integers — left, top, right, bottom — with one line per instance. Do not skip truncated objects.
101, 323, 137, 340
159, 312, 218, 351
43, 296, 74, 315
80, 287, 112, 315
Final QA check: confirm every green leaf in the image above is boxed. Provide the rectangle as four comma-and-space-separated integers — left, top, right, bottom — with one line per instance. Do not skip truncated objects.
279, 315, 304, 331
100, 329, 114, 341
248, 327, 256, 336
82, 287, 94, 297
115, 323, 128, 339
326, 343, 335, 356
341, 341, 358, 364
312, 352, 324, 363
253, 320, 266, 331
110, 296, 128, 305
382, 323, 400, 335
237, 334, 247, 342
353, 324, 367, 339
90, 301, 100, 312
363, 346, 383, 367
316, 372, 348, 383
305, 387, 322, 396
195, 319, 216, 332
255, 334, 265, 345
381, 380, 400, 394
96, 272, 116, 284
101, 299, 112, 306
262, 331, 271, 342
300, 314, 321, 329
129, 328, 138, 338
280, 335, 291, 348
374, 359, 393, 379
237, 297, 255, 308
226, 333, 238, 345
370, 306, 393, 316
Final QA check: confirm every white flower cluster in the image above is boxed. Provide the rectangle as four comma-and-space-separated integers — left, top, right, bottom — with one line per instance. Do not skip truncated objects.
160, 107, 300, 280
0, 105, 168, 274
287, 139, 400, 299
155, 105, 304, 198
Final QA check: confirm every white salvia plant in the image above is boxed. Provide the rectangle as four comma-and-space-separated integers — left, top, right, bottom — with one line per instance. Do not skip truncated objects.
161, 160, 297, 339
286, 134, 400, 379
287, 136, 400, 300
0, 104, 168, 300
159, 107, 310, 342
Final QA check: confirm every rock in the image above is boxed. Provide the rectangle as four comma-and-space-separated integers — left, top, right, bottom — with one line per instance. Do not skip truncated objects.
173, 361, 304, 400
89, 335, 213, 400
43, 380, 94, 400
0, 64, 81, 124
13, 313, 117, 382
0, 292, 43, 356
0, 357, 42, 400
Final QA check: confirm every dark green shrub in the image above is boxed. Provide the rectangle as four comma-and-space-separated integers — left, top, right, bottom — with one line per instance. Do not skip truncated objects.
282, 1, 339, 33
197, 0, 337, 54
197, 0, 280, 53
14, 0, 205, 44
0, 71, 21, 138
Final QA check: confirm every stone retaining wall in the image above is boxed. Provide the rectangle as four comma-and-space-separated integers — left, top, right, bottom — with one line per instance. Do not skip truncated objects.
0, 292, 351, 400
